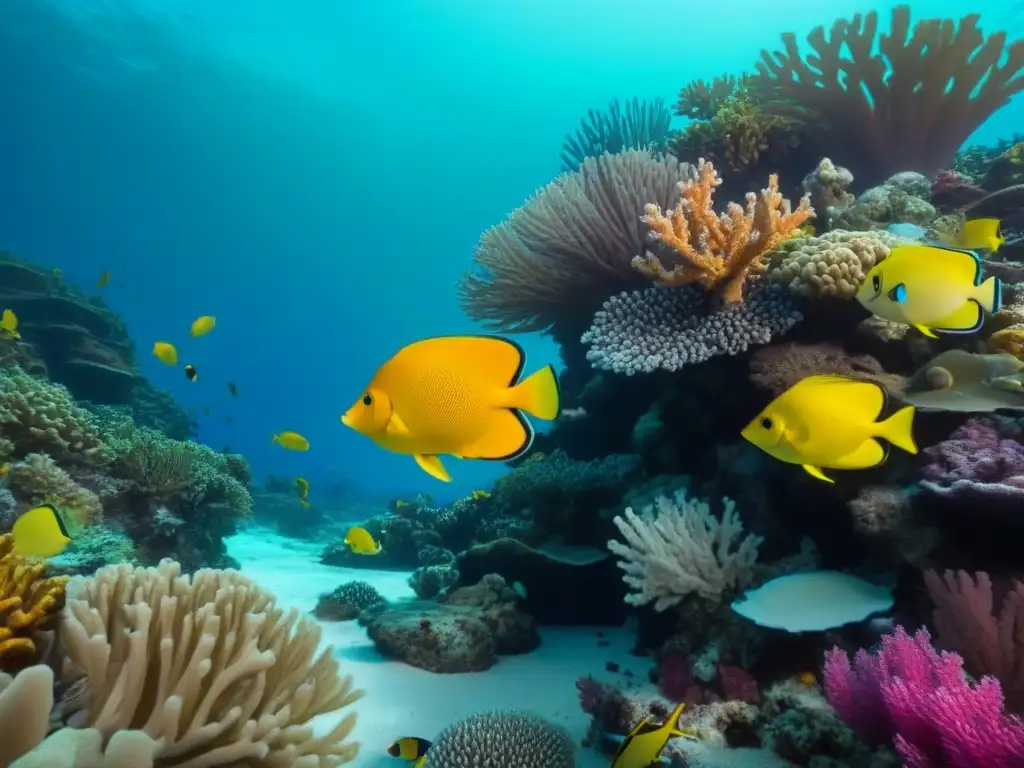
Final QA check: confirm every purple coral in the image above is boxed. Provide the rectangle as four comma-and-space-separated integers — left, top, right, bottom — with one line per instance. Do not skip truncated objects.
824, 626, 1024, 767
581, 278, 803, 374
921, 417, 1024, 505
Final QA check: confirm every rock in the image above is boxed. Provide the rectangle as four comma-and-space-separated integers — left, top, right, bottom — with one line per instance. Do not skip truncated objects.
457, 537, 628, 625
364, 574, 539, 672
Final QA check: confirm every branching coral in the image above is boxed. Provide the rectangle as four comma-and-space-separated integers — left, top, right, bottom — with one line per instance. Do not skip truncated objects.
753, 6, 1024, 186
560, 97, 672, 172
7, 453, 102, 524
633, 159, 813, 304
457, 150, 695, 338
0, 533, 68, 672
0, 367, 106, 466
59, 559, 363, 766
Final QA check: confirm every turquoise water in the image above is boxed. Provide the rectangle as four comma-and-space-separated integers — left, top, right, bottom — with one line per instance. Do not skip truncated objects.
1, 0, 1020, 502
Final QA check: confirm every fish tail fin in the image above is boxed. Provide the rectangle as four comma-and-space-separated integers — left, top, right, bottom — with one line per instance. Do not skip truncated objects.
271, 434, 278, 445
976, 275, 1002, 314
879, 405, 918, 455
508, 365, 560, 420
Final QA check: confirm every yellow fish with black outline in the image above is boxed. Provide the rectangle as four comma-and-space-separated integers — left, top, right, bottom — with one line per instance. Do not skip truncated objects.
741, 375, 918, 483
611, 701, 693, 768
855, 243, 1002, 338
341, 335, 560, 482
12, 504, 74, 558
387, 736, 431, 762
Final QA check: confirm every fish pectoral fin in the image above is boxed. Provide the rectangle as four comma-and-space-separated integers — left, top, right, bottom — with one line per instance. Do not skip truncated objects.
460, 409, 534, 461
928, 300, 986, 335
414, 454, 451, 482
386, 412, 411, 436
802, 464, 834, 483
913, 324, 940, 338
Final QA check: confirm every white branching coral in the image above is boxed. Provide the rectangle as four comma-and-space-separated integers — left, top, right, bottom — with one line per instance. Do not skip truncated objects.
608, 490, 762, 611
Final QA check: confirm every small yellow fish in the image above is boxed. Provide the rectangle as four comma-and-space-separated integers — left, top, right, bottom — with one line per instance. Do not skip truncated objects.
295, 477, 310, 499
611, 701, 693, 768
152, 341, 178, 365
388, 737, 432, 761
0, 309, 20, 340
341, 335, 560, 483
856, 244, 1002, 338
471, 489, 491, 500
344, 526, 382, 555
300, 500, 311, 510
191, 315, 216, 337
272, 431, 310, 451
394, 499, 408, 509
948, 217, 1005, 253
741, 375, 918, 483
0, 464, 8, 478
184, 364, 198, 382
97, 270, 111, 289
795, 671, 817, 686
12, 504, 73, 558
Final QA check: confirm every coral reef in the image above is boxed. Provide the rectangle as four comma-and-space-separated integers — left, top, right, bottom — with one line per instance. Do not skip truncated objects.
920, 416, 1024, 508
0, 534, 68, 672
766, 230, 901, 299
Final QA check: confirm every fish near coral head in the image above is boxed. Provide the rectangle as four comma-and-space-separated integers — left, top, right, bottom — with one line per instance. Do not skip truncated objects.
341, 387, 392, 435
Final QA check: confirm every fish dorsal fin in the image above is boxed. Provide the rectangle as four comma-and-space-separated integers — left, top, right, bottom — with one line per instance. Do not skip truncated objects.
386, 411, 411, 436
919, 243, 984, 285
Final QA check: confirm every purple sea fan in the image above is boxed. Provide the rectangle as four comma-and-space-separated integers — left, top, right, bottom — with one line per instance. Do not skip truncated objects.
920, 416, 1024, 507
824, 626, 1024, 767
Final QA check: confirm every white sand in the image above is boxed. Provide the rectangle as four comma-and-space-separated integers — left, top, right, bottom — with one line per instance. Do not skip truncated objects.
226, 528, 791, 767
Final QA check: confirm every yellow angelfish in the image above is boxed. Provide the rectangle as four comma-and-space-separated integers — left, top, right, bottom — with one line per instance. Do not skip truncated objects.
741, 375, 918, 483
295, 476, 310, 500
856, 244, 1002, 338
944, 217, 1005, 253
387, 737, 432, 761
272, 431, 310, 451
341, 335, 560, 482
12, 504, 73, 558
0, 309, 20, 340
152, 341, 178, 365
191, 315, 216, 337
344, 526, 382, 555
611, 701, 692, 768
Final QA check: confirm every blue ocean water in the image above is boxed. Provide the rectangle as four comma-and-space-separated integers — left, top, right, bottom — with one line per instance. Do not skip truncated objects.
0, 0, 1020, 504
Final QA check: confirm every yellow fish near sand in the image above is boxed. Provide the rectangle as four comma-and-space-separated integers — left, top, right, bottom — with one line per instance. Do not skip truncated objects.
611, 701, 692, 768
191, 315, 216, 337
945, 217, 1005, 253
856, 244, 1002, 338
344, 526, 382, 555
0, 309, 20, 340
272, 431, 310, 451
152, 341, 178, 365
341, 335, 560, 482
741, 375, 918, 483
12, 504, 73, 558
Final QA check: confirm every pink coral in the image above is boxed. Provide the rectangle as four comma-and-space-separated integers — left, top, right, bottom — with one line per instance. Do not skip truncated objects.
921, 417, 1024, 507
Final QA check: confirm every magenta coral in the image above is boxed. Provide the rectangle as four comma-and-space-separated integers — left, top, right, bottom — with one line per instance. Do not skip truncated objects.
824, 626, 1024, 766
920, 417, 1024, 506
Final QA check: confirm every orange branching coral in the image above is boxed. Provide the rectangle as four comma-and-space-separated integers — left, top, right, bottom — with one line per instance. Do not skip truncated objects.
0, 534, 68, 671
633, 159, 814, 304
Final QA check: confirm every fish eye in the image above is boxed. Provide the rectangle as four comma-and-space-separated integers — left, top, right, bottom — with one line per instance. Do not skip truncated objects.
760, 417, 773, 430
872, 275, 880, 292
362, 393, 372, 406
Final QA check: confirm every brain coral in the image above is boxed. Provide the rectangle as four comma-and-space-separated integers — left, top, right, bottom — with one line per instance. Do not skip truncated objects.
767, 230, 905, 299
425, 710, 576, 768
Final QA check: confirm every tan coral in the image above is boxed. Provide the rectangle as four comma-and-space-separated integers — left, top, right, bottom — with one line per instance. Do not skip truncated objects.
0, 535, 69, 672
6, 453, 102, 525
0, 664, 54, 766
634, 158, 813, 304
766, 229, 903, 299
59, 559, 362, 767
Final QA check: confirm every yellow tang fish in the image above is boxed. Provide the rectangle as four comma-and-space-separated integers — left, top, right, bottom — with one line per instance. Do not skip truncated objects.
387, 737, 432, 761
152, 341, 178, 366
341, 335, 560, 483
344, 526, 382, 555
741, 375, 918, 483
272, 431, 310, 451
0, 309, 20, 340
12, 504, 73, 558
611, 701, 692, 768
856, 244, 1002, 338
191, 315, 216, 337
947, 217, 1004, 253
295, 476, 310, 499
97, 270, 111, 289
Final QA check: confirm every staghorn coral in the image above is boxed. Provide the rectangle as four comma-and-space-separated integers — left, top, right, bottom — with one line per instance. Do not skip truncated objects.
6, 453, 102, 524
560, 97, 672, 172
766, 229, 902, 299
0, 533, 68, 672
458, 150, 695, 338
753, 6, 1024, 187
59, 559, 362, 767
0, 367, 106, 466
634, 158, 813, 304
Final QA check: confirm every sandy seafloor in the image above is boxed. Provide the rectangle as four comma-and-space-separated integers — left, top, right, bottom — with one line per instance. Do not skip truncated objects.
226, 527, 791, 768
